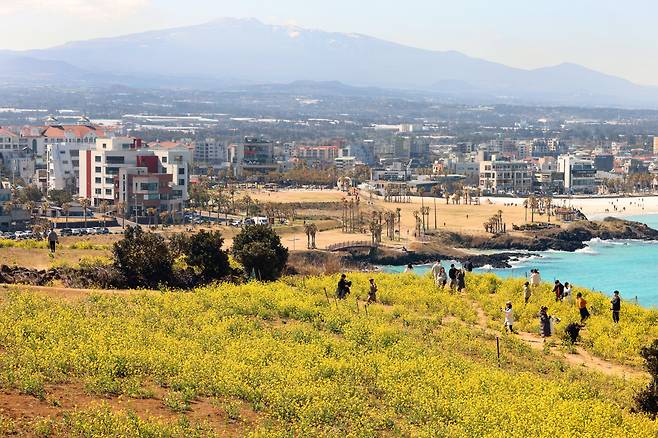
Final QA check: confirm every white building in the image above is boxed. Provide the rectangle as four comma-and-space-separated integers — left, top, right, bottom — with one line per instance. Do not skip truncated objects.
558, 155, 597, 194
78, 137, 140, 205
152, 148, 192, 204
46, 142, 91, 193
479, 160, 533, 194
193, 139, 226, 165
78, 138, 191, 208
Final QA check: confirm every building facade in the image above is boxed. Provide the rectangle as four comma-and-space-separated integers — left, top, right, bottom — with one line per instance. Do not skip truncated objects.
479, 160, 533, 194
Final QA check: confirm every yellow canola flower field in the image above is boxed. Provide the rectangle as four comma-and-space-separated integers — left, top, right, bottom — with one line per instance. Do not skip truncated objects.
0, 273, 656, 436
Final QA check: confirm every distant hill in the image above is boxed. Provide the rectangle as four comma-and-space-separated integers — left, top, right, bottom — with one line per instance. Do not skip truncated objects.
3, 18, 658, 108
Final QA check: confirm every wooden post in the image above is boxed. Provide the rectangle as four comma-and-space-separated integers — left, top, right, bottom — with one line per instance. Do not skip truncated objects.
496, 336, 501, 366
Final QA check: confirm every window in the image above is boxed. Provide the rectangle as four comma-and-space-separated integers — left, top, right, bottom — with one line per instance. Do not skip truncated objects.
178, 167, 185, 175
95, 156, 101, 162
95, 177, 102, 183
105, 189, 112, 195
95, 167, 102, 173
140, 182, 158, 191
179, 179, 185, 186
102, 143, 107, 149
106, 178, 114, 184
95, 189, 101, 194
106, 156, 125, 165
162, 157, 168, 163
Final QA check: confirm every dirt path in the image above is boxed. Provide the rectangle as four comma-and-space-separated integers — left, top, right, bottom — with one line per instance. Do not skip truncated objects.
468, 297, 646, 380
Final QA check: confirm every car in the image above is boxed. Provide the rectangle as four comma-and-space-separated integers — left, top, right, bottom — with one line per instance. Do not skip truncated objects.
97, 227, 110, 235
60, 228, 73, 236
71, 228, 82, 236
86, 228, 97, 235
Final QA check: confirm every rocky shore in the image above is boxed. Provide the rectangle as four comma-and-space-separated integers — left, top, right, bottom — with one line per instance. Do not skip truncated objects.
341, 217, 658, 269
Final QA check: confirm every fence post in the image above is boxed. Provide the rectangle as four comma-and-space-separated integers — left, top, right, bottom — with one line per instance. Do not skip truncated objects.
496, 336, 500, 366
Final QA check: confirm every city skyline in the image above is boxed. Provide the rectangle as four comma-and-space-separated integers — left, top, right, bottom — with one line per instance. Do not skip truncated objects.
1, 0, 658, 85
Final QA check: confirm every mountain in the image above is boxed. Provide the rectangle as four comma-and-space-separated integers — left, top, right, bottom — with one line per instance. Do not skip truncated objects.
6, 18, 658, 108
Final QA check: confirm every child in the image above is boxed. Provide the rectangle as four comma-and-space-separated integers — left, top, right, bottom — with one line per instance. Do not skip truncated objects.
367, 278, 377, 304
504, 302, 514, 333
523, 281, 531, 304
576, 292, 590, 323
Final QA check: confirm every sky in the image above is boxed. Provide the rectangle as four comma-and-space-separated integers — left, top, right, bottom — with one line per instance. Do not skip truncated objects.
1, 0, 657, 85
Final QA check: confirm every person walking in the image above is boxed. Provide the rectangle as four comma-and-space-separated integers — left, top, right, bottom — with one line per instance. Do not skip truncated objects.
611, 290, 621, 323
403, 263, 414, 273
562, 282, 572, 303
436, 266, 447, 288
539, 306, 552, 339
367, 278, 378, 304
431, 260, 442, 282
530, 269, 541, 287
576, 292, 590, 323
456, 268, 466, 292
47, 228, 58, 253
523, 281, 532, 304
448, 264, 458, 290
504, 301, 515, 333
553, 280, 564, 302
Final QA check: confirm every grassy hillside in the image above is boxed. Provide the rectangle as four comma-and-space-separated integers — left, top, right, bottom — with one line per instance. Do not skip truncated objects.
0, 273, 656, 436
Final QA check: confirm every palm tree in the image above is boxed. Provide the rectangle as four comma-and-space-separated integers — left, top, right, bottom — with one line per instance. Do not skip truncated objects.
25, 201, 35, 226
99, 200, 109, 227
116, 201, 126, 229
147, 207, 157, 227
80, 198, 91, 228
62, 202, 71, 225
159, 211, 170, 228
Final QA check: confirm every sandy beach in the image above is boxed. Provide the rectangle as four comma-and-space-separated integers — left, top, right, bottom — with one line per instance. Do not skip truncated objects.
482, 195, 658, 220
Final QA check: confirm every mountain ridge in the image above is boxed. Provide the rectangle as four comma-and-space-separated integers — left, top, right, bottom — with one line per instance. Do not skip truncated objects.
2, 17, 658, 108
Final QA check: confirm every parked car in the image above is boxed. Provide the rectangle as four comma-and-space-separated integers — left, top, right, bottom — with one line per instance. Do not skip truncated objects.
97, 227, 110, 235
60, 228, 73, 236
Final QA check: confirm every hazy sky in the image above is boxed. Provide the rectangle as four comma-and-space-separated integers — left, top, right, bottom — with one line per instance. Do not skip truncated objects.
2, 0, 656, 85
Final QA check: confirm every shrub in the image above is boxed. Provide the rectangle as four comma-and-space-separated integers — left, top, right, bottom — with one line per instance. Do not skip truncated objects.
175, 230, 230, 282
232, 225, 288, 281
112, 226, 172, 288
636, 340, 658, 417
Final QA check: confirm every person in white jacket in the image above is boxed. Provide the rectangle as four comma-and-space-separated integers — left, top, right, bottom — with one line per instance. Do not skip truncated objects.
504, 301, 515, 333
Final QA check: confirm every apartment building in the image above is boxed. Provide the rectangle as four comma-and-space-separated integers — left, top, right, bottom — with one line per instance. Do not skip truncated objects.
193, 139, 227, 165
78, 137, 140, 204
78, 138, 191, 209
46, 142, 89, 193
229, 137, 277, 176
479, 160, 533, 194
558, 155, 597, 194
115, 166, 180, 218
293, 144, 339, 166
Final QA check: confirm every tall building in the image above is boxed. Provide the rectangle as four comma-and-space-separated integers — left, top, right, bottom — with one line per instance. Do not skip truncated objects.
78, 137, 191, 209
46, 142, 90, 193
193, 139, 227, 165
653, 136, 658, 155
228, 137, 277, 176
558, 155, 596, 194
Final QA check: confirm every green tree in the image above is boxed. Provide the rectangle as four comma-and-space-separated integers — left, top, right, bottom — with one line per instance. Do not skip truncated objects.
18, 185, 43, 203
186, 230, 230, 281
232, 225, 288, 281
48, 190, 73, 207
113, 226, 173, 288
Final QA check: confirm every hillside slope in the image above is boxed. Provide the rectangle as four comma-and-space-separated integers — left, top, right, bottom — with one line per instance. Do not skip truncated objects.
0, 273, 656, 435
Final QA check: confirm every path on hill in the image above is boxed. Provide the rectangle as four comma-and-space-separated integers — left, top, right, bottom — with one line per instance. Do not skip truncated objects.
468, 297, 647, 380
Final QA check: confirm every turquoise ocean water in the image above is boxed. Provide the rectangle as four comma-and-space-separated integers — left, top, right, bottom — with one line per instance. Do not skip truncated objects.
381, 214, 658, 307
